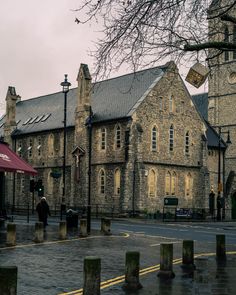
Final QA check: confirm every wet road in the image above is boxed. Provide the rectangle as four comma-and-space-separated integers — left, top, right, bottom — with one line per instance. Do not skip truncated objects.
0, 218, 236, 294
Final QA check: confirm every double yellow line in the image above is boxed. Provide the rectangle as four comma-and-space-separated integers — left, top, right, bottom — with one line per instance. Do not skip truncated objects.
59, 251, 236, 295
58, 258, 183, 295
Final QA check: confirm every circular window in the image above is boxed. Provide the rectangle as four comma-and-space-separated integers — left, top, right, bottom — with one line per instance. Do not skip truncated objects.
228, 72, 236, 84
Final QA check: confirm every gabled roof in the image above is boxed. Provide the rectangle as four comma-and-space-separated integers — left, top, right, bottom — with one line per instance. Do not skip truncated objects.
0, 64, 168, 136
191, 92, 208, 120
205, 120, 227, 149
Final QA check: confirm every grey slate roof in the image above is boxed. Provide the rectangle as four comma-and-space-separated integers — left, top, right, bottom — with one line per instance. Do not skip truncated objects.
0, 64, 223, 150
191, 92, 208, 120
0, 65, 167, 136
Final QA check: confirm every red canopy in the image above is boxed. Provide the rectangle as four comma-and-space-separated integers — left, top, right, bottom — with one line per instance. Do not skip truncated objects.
0, 142, 37, 175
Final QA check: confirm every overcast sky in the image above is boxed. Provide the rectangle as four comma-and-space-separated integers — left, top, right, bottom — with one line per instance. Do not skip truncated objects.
0, 0, 207, 117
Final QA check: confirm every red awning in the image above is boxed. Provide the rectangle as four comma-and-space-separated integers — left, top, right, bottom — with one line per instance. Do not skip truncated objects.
0, 142, 37, 175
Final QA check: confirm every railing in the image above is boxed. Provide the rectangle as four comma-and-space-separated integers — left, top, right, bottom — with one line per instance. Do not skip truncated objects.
3, 204, 234, 221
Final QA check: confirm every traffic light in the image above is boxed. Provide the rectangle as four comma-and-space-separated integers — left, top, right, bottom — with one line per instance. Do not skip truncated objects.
37, 179, 44, 197
30, 179, 35, 192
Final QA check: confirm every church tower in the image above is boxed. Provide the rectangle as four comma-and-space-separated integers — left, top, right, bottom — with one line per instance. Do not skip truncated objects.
208, 2, 236, 205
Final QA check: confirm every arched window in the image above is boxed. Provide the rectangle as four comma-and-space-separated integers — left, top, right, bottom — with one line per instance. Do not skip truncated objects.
17, 140, 22, 157
233, 26, 236, 59
114, 168, 121, 195
28, 138, 33, 158
224, 27, 229, 61
37, 137, 42, 157
115, 125, 121, 149
159, 96, 163, 110
185, 131, 190, 155
165, 171, 171, 195
151, 126, 157, 151
101, 128, 106, 150
169, 125, 174, 152
99, 169, 105, 194
169, 95, 174, 112
171, 172, 177, 195
185, 173, 193, 197
148, 169, 156, 197
48, 134, 54, 156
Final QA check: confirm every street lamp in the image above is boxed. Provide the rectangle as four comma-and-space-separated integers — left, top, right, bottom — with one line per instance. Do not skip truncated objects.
60, 74, 71, 219
217, 127, 231, 221
86, 106, 93, 233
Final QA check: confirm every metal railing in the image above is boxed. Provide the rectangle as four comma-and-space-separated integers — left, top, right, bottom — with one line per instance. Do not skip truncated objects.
2, 204, 234, 222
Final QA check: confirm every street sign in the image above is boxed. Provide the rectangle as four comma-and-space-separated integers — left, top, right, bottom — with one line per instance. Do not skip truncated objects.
164, 197, 178, 206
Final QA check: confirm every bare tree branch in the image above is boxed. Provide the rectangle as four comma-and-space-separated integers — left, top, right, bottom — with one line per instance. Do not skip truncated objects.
75, 0, 236, 79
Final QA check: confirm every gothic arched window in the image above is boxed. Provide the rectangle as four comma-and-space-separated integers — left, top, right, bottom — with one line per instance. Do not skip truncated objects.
101, 128, 106, 150
185, 131, 190, 155
165, 171, 171, 195
169, 125, 174, 152
99, 169, 105, 194
114, 168, 121, 195
151, 126, 157, 151
233, 26, 236, 59
171, 172, 177, 195
115, 125, 121, 149
185, 173, 193, 197
148, 169, 157, 197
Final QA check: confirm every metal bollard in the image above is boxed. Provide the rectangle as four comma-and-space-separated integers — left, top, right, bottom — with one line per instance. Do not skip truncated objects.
157, 243, 175, 278
34, 222, 44, 243
6, 223, 16, 247
0, 266, 17, 295
83, 256, 101, 295
181, 240, 195, 270
59, 221, 67, 240
216, 234, 226, 260
100, 217, 111, 235
122, 251, 143, 290
80, 219, 88, 237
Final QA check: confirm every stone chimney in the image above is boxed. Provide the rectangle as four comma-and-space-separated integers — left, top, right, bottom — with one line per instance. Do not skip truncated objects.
4, 86, 21, 145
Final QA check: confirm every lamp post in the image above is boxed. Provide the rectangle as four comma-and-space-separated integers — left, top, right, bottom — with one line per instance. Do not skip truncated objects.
87, 106, 93, 233
217, 127, 231, 221
60, 74, 71, 219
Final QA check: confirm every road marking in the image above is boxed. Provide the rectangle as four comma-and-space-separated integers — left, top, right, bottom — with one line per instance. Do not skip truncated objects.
195, 230, 236, 236
150, 241, 181, 247
0, 233, 130, 251
59, 252, 236, 295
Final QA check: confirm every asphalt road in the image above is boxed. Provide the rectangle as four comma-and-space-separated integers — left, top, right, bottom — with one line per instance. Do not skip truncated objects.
0, 218, 236, 294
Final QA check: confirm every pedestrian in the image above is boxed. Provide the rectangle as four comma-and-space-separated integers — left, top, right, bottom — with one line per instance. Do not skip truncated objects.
36, 197, 51, 228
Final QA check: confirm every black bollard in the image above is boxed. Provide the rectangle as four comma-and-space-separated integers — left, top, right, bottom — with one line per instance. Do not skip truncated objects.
100, 217, 112, 235
216, 234, 226, 260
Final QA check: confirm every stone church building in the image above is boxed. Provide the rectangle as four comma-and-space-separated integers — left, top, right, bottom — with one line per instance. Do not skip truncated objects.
0, 61, 218, 214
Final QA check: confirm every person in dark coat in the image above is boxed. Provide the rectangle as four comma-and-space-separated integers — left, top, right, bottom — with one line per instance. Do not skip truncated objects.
36, 197, 51, 228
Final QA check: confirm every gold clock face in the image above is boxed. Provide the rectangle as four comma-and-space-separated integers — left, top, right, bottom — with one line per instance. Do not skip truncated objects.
228, 72, 236, 84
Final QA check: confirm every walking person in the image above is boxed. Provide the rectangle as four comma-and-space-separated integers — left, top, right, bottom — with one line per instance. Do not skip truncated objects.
36, 197, 51, 228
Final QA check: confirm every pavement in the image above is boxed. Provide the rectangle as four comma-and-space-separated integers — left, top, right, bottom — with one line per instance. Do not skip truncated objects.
0, 216, 236, 294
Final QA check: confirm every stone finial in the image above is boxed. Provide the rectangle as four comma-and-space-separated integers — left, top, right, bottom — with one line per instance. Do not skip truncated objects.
5, 86, 20, 127
76, 64, 92, 111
